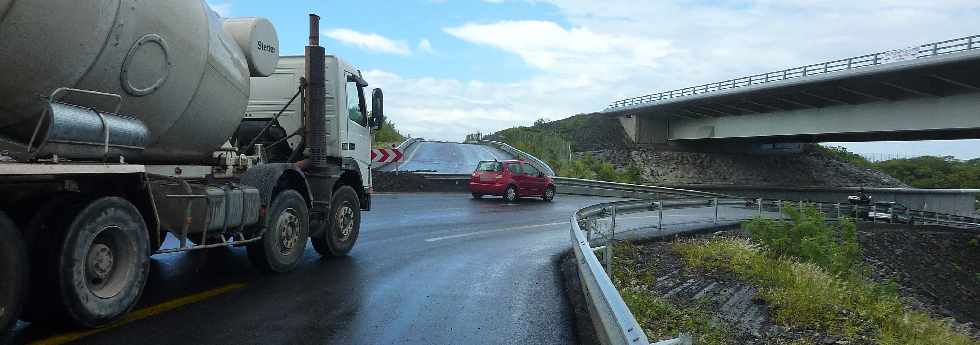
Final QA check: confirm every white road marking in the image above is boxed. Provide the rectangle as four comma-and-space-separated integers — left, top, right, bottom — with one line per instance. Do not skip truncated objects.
424, 221, 570, 242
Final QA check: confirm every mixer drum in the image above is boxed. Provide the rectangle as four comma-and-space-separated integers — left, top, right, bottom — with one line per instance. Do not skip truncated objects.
0, 0, 272, 163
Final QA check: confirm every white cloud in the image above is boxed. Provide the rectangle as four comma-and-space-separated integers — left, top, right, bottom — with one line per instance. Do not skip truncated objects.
417, 39, 435, 54
444, 20, 675, 76
208, 2, 232, 17
370, 0, 980, 151
324, 29, 412, 55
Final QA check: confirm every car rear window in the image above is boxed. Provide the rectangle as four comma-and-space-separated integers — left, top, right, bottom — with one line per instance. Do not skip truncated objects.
476, 161, 502, 172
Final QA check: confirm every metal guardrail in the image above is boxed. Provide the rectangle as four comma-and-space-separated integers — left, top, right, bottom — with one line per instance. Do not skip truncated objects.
481, 140, 557, 177
568, 179, 980, 345
372, 137, 421, 170
608, 34, 980, 110
555, 177, 728, 199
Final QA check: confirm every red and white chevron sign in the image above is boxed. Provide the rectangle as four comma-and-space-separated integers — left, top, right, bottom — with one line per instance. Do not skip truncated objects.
371, 147, 403, 163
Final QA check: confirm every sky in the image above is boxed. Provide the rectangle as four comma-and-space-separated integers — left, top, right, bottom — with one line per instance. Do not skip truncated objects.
209, 0, 980, 159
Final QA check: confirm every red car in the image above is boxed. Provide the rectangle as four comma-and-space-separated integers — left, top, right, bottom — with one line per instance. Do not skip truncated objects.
469, 160, 556, 202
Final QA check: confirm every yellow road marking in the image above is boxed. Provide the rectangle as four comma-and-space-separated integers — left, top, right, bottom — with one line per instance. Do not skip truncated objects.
30, 283, 246, 345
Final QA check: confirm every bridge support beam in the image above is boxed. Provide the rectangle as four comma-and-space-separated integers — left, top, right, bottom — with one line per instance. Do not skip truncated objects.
619, 115, 668, 145
665, 92, 980, 142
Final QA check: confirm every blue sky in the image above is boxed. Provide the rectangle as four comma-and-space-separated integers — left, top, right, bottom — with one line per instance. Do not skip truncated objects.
210, 0, 980, 159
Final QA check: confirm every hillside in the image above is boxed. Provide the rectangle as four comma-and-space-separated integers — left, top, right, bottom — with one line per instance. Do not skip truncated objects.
489, 113, 908, 188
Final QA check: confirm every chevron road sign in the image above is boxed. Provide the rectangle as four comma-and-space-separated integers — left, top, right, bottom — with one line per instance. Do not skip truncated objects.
371, 147, 403, 163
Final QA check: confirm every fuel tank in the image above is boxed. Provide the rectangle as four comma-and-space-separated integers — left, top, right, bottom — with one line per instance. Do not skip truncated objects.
0, 0, 278, 163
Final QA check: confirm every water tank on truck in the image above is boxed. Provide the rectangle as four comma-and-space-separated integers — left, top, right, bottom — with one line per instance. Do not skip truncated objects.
0, 0, 279, 163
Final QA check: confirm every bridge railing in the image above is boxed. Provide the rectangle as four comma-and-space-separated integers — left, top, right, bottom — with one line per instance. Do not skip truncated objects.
608, 34, 980, 110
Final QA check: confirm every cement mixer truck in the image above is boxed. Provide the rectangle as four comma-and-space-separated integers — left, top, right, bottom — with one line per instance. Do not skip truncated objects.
0, 1, 382, 330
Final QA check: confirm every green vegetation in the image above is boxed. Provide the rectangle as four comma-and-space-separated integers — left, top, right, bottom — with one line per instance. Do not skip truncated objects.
673, 209, 978, 345
743, 205, 861, 276
613, 241, 733, 344
820, 145, 980, 207
372, 118, 406, 148
820, 145, 980, 189
494, 119, 644, 183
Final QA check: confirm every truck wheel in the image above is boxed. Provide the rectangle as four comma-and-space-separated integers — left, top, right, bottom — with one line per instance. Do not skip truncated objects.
504, 185, 519, 202
56, 197, 150, 327
247, 190, 309, 273
312, 186, 360, 257
0, 212, 27, 332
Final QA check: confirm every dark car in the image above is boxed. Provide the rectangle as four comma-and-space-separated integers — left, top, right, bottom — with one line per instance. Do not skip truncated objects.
469, 160, 556, 202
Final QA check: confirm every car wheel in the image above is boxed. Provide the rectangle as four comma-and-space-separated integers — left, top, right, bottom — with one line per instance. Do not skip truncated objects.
504, 186, 519, 202
248, 190, 309, 273
471, 193, 483, 199
56, 197, 150, 327
312, 186, 360, 257
542, 186, 555, 202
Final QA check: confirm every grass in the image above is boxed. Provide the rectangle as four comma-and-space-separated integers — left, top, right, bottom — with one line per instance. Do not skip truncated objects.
612, 241, 733, 344
674, 238, 979, 345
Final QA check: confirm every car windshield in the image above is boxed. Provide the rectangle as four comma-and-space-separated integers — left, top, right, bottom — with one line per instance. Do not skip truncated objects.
475, 161, 501, 172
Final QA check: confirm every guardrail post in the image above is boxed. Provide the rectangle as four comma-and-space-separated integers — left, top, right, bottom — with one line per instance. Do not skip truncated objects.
931, 43, 939, 56
713, 198, 719, 224
969, 36, 975, 49
606, 206, 616, 277
798, 200, 804, 212
757, 198, 763, 216
888, 206, 894, 223
835, 203, 841, 220
871, 204, 877, 224
658, 201, 664, 231
777, 200, 782, 220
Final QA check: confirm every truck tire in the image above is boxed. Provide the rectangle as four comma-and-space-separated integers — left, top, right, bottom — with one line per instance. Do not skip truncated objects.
312, 186, 360, 257
0, 212, 27, 332
56, 197, 150, 327
247, 190, 309, 273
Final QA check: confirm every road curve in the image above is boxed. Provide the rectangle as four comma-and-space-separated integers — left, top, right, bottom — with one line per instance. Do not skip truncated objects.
9, 194, 745, 345
376, 141, 513, 174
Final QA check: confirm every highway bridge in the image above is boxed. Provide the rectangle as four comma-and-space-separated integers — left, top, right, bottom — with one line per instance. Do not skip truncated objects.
605, 35, 980, 145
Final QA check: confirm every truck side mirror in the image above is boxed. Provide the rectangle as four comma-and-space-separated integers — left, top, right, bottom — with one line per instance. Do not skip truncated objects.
370, 88, 384, 130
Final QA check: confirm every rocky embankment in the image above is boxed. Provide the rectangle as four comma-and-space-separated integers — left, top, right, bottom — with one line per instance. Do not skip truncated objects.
587, 146, 907, 188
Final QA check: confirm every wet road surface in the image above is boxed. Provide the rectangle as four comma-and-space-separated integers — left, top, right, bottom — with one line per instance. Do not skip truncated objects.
377, 142, 512, 174
10, 193, 740, 345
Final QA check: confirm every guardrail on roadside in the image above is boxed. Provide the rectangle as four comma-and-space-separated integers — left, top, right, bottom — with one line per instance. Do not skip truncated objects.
567, 178, 980, 345
555, 177, 728, 200
480, 140, 557, 176
372, 137, 422, 170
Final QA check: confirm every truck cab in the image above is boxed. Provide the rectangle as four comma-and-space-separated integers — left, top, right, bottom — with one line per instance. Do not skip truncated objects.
244, 55, 379, 203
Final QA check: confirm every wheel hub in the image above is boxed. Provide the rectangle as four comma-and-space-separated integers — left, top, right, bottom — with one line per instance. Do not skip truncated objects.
87, 243, 114, 281
277, 208, 300, 254
337, 205, 353, 240
85, 225, 134, 299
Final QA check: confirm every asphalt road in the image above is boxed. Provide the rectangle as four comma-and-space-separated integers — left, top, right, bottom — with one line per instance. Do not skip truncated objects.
377, 142, 513, 174
9, 193, 746, 345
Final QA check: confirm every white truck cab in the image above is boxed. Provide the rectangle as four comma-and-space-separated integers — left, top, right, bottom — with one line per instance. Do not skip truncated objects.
245, 55, 376, 193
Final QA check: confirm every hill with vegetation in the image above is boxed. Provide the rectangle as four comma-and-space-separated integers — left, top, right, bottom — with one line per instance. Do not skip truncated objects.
373, 118, 407, 148
486, 113, 914, 188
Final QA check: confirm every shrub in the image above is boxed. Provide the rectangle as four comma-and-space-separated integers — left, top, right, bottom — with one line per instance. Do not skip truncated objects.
743, 204, 861, 276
